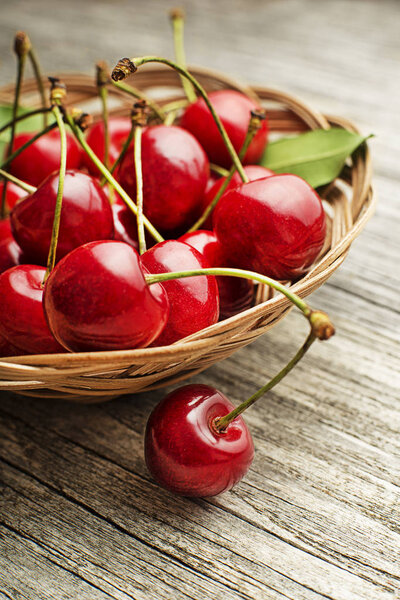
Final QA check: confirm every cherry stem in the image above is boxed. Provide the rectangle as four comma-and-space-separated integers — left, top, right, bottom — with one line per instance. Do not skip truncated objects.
145, 267, 335, 340
214, 330, 317, 432
0, 122, 57, 170
28, 45, 48, 128
111, 80, 165, 121
134, 124, 146, 254
210, 163, 229, 177
112, 56, 248, 183
96, 62, 110, 170
162, 98, 189, 113
100, 119, 134, 187
0, 168, 35, 194
1, 32, 29, 219
169, 8, 197, 104
43, 103, 67, 283
66, 113, 164, 243
0, 107, 51, 135
188, 110, 266, 232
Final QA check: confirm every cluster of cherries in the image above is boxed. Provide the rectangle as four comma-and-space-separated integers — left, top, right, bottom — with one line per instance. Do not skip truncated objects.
0, 21, 333, 497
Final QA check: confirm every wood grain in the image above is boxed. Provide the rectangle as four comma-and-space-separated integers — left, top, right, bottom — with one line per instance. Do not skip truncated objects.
0, 0, 399, 598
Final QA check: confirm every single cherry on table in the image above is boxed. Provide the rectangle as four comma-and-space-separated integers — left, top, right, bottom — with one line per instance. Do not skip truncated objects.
180, 90, 269, 169
145, 383, 254, 497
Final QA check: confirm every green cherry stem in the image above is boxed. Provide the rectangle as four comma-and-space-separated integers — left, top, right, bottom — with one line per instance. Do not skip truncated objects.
28, 44, 48, 128
0, 168, 35, 194
188, 109, 266, 232
0, 107, 51, 135
1, 32, 30, 219
43, 102, 67, 283
100, 119, 134, 186
133, 122, 146, 254
169, 8, 197, 104
162, 98, 189, 113
0, 122, 57, 170
112, 56, 248, 183
111, 79, 165, 121
96, 61, 110, 169
66, 112, 164, 243
145, 267, 335, 340
214, 330, 316, 432
210, 163, 229, 177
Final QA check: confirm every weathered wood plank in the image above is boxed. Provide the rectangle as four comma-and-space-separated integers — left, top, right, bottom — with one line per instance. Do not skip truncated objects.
0, 0, 399, 598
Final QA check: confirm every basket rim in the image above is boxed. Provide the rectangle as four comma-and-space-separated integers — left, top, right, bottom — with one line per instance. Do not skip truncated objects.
0, 70, 375, 372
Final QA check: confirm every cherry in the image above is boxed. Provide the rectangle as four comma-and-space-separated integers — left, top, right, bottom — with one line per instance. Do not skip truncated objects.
112, 196, 139, 250
141, 240, 219, 346
112, 196, 157, 252
82, 116, 132, 177
179, 230, 254, 319
117, 125, 209, 232
197, 164, 274, 229
0, 330, 22, 358
145, 383, 254, 497
8, 128, 82, 187
0, 264, 64, 355
214, 174, 326, 280
0, 181, 27, 212
11, 170, 115, 266
0, 223, 22, 274
180, 90, 268, 169
43, 240, 169, 352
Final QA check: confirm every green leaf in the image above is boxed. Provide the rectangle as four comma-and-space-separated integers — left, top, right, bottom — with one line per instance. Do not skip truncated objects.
260, 128, 372, 188
0, 104, 53, 160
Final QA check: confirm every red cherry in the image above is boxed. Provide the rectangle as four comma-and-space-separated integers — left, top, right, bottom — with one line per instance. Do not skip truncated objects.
0, 330, 22, 357
141, 240, 219, 345
180, 90, 268, 169
111, 196, 139, 250
0, 264, 64, 355
0, 230, 22, 274
214, 174, 326, 281
43, 240, 169, 352
83, 117, 132, 176
179, 230, 254, 319
11, 170, 115, 266
198, 164, 275, 229
0, 181, 27, 212
145, 384, 254, 497
9, 129, 82, 187
118, 125, 209, 232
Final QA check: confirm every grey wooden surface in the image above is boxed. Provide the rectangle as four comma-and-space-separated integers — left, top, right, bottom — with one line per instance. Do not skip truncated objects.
0, 1, 399, 598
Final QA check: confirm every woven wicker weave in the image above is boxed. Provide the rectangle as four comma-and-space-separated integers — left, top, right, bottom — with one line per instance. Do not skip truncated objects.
0, 66, 375, 402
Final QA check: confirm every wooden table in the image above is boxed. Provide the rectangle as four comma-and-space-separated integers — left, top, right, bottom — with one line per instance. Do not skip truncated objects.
1, 1, 399, 598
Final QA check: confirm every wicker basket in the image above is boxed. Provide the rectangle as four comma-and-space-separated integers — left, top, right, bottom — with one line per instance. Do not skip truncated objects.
0, 66, 375, 402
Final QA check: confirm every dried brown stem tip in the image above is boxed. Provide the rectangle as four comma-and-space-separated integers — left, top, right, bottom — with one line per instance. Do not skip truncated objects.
169, 7, 185, 20
309, 310, 335, 340
71, 109, 93, 132
111, 58, 136, 82
96, 61, 110, 87
48, 76, 66, 104
14, 31, 32, 57
248, 109, 267, 133
131, 100, 150, 127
